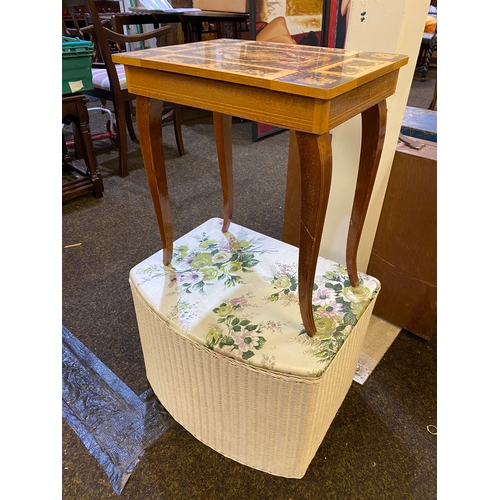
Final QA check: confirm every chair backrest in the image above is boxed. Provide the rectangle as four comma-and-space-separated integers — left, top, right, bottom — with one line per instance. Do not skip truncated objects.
62, 0, 176, 97
63, 0, 123, 102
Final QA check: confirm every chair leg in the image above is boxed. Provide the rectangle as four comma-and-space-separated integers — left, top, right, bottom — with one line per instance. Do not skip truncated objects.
160, 104, 185, 156
173, 104, 185, 156
420, 42, 434, 82
115, 105, 129, 177
124, 101, 138, 142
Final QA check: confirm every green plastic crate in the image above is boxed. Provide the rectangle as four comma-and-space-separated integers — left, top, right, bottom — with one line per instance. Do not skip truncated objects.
62, 36, 94, 95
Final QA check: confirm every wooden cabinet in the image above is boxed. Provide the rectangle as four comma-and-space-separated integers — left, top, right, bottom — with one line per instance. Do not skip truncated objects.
366, 138, 437, 340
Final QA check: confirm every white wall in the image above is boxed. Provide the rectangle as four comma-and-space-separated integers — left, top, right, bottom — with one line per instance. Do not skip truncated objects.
319, 0, 431, 272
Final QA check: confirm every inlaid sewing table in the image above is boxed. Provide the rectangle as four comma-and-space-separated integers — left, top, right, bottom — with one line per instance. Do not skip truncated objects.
112, 39, 407, 336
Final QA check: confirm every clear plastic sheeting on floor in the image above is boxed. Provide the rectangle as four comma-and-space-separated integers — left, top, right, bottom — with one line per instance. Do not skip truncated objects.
62, 325, 174, 494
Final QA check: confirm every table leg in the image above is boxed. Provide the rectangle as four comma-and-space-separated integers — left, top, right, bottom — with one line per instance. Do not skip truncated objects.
187, 20, 202, 42
213, 112, 233, 232
282, 130, 301, 247
295, 131, 333, 337
346, 100, 387, 287
136, 95, 174, 266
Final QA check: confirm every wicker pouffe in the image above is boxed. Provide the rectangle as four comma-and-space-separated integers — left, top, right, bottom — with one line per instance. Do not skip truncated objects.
129, 218, 380, 478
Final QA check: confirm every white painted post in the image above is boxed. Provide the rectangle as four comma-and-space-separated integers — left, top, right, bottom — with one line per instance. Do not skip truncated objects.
319, 0, 431, 273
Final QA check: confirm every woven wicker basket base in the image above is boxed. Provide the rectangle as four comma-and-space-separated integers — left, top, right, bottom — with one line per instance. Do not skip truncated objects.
130, 280, 376, 478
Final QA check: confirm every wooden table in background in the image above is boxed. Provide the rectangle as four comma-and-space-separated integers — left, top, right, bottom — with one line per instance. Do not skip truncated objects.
121, 9, 249, 43
178, 11, 249, 42
112, 39, 407, 336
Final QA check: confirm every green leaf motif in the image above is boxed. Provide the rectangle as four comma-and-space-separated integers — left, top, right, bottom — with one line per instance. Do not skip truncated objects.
344, 312, 358, 326
220, 336, 235, 347
315, 350, 333, 360
256, 337, 266, 350
226, 276, 243, 288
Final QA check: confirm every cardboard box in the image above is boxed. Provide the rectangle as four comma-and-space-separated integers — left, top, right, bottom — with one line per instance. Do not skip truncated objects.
193, 0, 249, 13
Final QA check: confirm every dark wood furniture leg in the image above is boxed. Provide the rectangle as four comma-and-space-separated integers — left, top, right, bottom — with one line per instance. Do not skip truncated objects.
115, 94, 130, 178
186, 20, 203, 42
346, 100, 387, 286
124, 100, 138, 141
77, 105, 104, 199
213, 112, 233, 232
136, 95, 174, 265
161, 105, 185, 156
72, 122, 84, 159
173, 104, 185, 156
282, 130, 301, 247
295, 131, 333, 337
62, 95, 104, 201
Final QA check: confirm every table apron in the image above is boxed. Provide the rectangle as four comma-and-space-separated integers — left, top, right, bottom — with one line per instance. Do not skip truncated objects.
125, 67, 326, 133
327, 71, 399, 129
124, 66, 399, 135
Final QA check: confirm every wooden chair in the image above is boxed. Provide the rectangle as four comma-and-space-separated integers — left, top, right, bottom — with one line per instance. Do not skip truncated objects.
416, 0, 437, 82
62, 0, 185, 178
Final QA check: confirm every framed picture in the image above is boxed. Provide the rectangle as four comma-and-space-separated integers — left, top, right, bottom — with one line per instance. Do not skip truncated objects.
249, 0, 347, 141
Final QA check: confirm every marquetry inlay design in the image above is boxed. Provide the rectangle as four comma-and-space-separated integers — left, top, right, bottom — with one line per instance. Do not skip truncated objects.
112, 38, 408, 99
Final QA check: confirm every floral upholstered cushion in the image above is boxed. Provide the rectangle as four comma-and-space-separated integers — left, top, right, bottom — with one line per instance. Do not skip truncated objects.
130, 218, 380, 378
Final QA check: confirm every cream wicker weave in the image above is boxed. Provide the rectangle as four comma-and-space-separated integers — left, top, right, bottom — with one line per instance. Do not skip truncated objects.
130, 218, 380, 477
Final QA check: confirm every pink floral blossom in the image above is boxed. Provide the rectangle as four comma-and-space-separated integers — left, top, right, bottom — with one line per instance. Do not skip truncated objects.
233, 330, 259, 352
313, 287, 336, 307
230, 297, 248, 306
315, 301, 342, 317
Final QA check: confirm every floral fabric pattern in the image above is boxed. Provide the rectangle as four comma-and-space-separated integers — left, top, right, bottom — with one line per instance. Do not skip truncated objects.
130, 218, 380, 378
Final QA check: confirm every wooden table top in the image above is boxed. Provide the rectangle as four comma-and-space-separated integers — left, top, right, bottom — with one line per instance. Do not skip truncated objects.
112, 38, 408, 100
